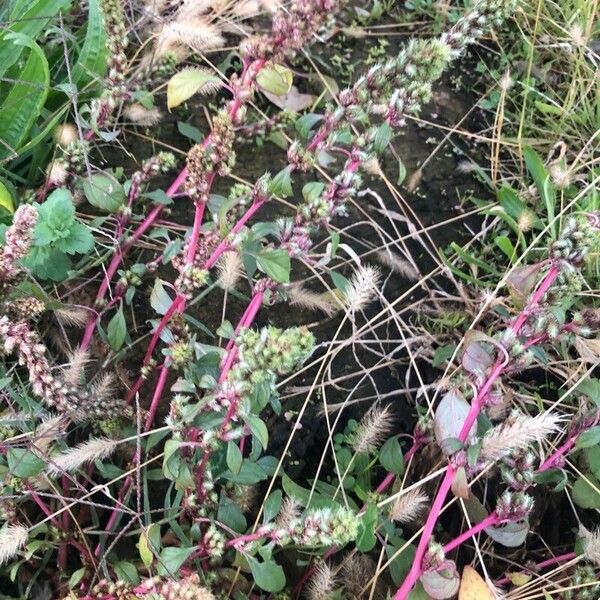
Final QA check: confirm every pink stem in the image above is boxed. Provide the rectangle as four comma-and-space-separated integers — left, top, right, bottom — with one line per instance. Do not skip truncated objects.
495, 551, 578, 586
442, 513, 500, 555
393, 265, 561, 599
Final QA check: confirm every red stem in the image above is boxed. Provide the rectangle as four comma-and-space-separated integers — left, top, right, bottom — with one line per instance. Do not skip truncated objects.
393, 265, 561, 599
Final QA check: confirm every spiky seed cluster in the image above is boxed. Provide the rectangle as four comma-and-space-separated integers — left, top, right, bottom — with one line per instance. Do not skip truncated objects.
236, 325, 315, 376
563, 565, 600, 600
46, 437, 118, 476
129, 152, 177, 200
140, 574, 216, 600
495, 491, 534, 522
184, 110, 236, 204
0, 316, 80, 413
500, 450, 536, 491
390, 488, 429, 524
258, 0, 339, 60
0, 524, 27, 566
551, 216, 597, 267
441, 0, 517, 58
477, 411, 561, 465
0, 205, 38, 282
272, 506, 358, 547
202, 525, 226, 562
91, 0, 129, 127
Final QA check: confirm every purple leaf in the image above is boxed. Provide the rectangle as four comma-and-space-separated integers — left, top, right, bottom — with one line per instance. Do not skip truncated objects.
420, 559, 460, 599
434, 390, 477, 455
506, 262, 544, 303
485, 519, 529, 547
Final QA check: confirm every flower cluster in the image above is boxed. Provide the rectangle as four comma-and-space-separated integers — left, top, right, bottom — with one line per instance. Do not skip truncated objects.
90, 0, 129, 128
184, 110, 236, 204
0, 204, 38, 282
128, 152, 177, 202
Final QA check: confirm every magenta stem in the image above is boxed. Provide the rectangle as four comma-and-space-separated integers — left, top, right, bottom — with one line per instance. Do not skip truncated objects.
442, 513, 500, 555
393, 265, 561, 600
495, 551, 578, 587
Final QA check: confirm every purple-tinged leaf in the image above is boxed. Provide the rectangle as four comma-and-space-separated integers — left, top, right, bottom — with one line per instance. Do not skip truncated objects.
485, 519, 529, 547
420, 559, 460, 599
434, 390, 477, 455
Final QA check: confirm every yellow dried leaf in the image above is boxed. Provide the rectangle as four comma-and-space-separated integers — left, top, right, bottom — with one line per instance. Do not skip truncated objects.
0, 181, 14, 214
505, 571, 532, 586
458, 566, 495, 600
166, 68, 221, 110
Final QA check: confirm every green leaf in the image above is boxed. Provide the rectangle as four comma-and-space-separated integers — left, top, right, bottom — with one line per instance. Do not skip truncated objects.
295, 113, 322, 138
7, 448, 45, 478
177, 121, 203, 142
167, 68, 221, 110
226, 441, 243, 475
114, 560, 139, 584
246, 555, 286, 593
245, 415, 269, 450
256, 249, 290, 283
69, 568, 86, 589
577, 427, 600, 449
262, 490, 282, 523
157, 546, 195, 577
523, 146, 555, 236
268, 166, 293, 198
302, 181, 325, 203
69, 0, 107, 87
379, 437, 404, 475
0, 34, 50, 160
0, 181, 14, 213
572, 474, 600, 509
138, 524, 160, 569
373, 122, 392, 154
495, 235, 514, 260
83, 173, 126, 212
58, 221, 94, 255
257, 64, 293, 96
150, 278, 173, 315
356, 503, 378, 551
107, 306, 126, 350
0, 0, 70, 79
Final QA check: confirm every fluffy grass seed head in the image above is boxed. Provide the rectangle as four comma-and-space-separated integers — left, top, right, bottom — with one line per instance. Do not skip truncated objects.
390, 487, 429, 524
307, 562, 336, 600
47, 438, 118, 476
0, 524, 27, 566
345, 264, 381, 312
217, 251, 243, 290
479, 411, 562, 464
350, 402, 394, 454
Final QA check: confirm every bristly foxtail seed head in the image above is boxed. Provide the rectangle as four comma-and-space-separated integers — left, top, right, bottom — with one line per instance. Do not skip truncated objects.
351, 402, 394, 454
345, 264, 381, 312
216, 251, 243, 291
580, 525, 600, 567
390, 487, 429, 524
0, 524, 27, 566
479, 411, 562, 465
46, 438, 118, 476
307, 562, 336, 600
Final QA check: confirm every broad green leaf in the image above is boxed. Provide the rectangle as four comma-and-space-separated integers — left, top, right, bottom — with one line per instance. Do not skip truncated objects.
0, 34, 50, 160
83, 173, 126, 212
373, 122, 392, 154
246, 555, 286, 593
356, 503, 377, 551
0, 181, 14, 213
379, 436, 404, 475
167, 68, 221, 110
114, 561, 138, 584
69, 0, 107, 87
572, 474, 600, 509
0, 0, 70, 79
107, 306, 126, 350
268, 166, 293, 198
150, 278, 173, 315
245, 415, 268, 450
256, 249, 290, 283
226, 441, 243, 475
576, 426, 600, 449
7, 448, 45, 478
156, 546, 195, 577
257, 64, 293, 96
